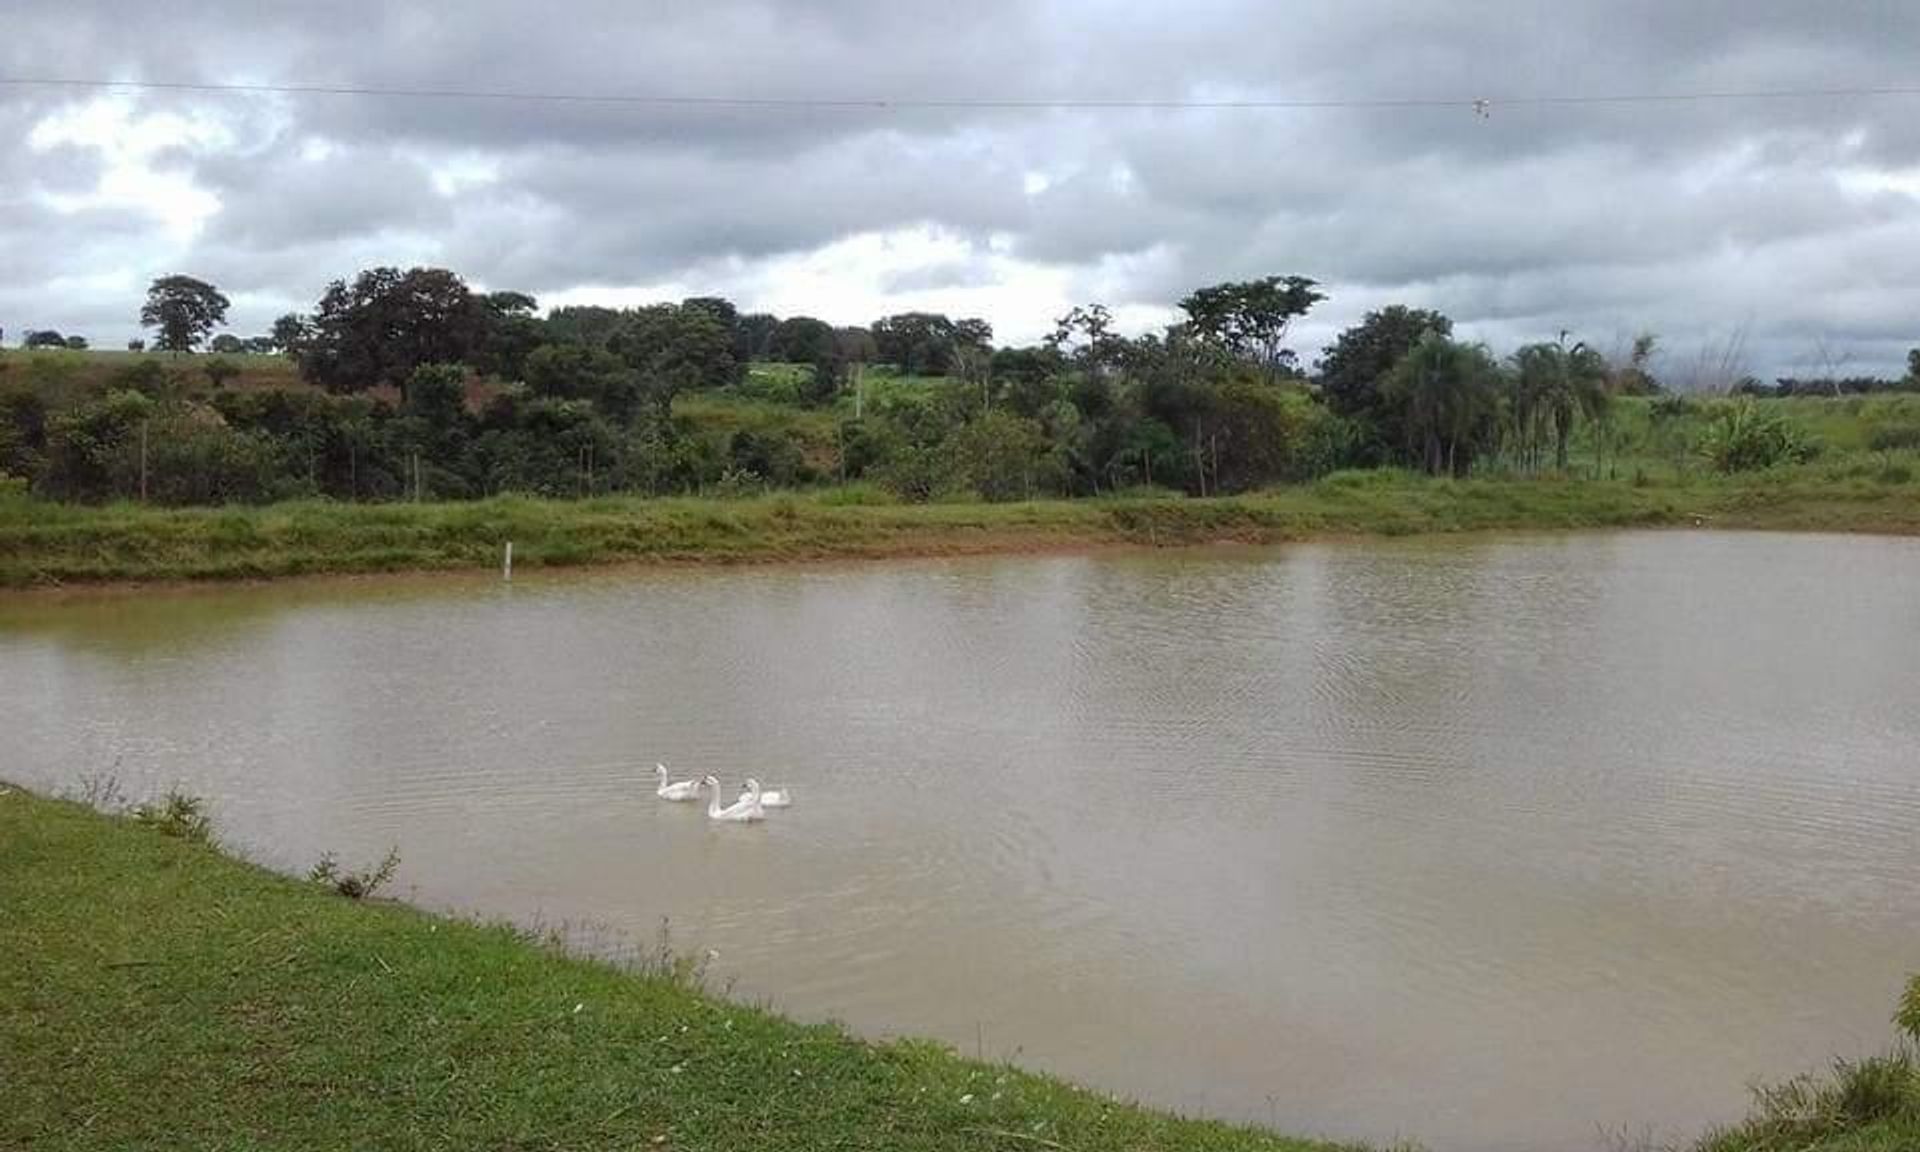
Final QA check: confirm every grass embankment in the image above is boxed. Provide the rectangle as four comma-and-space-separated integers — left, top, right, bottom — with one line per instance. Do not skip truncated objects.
0, 788, 1362, 1152
3, 467, 1919, 588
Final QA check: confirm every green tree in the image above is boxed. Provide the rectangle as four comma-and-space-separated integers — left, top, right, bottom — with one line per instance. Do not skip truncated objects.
1384, 333, 1503, 476
300, 267, 481, 397
835, 326, 878, 365
872, 312, 989, 376
209, 334, 245, 354
1315, 305, 1452, 460
270, 314, 310, 357
1179, 275, 1325, 380
768, 316, 838, 364
609, 304, 738, 415
472, 292, 544, 380
680, 297, 741, 364
42, 389, 155, 500
140, 275, 231, 353
1048, 304, 1127, 382
523, 343, 641, 422
942, 409, 1056, 501
734, 312, 781, 361
63, 335, 89, 350
1509, 337, 1608, 472
546, 305, 625, 348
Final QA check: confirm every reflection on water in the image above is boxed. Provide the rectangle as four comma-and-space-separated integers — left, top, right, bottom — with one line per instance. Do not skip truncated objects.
4, 531, 1918, 1152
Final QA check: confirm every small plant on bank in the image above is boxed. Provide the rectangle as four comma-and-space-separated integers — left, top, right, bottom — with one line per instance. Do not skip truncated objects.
75, 771, 128, 812
308, 847, 401, 899
1899, 975, 1920, 1044
130, 790, 214, 844
637, 917, 716, 990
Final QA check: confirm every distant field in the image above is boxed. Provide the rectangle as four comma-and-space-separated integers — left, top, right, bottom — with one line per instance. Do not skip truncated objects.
0, 347, 304, 401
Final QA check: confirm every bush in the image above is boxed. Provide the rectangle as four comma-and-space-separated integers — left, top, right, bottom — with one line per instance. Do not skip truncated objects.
1696, 400, 1816, 473
131, 790, 214, 844
309, 847, 401, 899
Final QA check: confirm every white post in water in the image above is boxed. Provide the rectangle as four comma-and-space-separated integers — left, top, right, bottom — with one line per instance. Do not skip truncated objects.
503, 541, 514, 582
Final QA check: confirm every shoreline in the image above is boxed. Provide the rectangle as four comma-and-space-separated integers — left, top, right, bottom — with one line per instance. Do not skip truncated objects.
0, 785, 1363, 1152
3, 471, 1918, 592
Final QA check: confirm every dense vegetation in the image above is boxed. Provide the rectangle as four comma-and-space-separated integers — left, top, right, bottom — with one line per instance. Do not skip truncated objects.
7, 268, 1920, 510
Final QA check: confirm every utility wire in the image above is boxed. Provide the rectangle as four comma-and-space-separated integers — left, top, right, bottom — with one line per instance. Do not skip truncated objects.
5, 74, 1920, 112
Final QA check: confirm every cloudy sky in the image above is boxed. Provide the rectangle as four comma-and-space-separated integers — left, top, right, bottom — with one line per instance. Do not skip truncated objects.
6, 1, 1920, 380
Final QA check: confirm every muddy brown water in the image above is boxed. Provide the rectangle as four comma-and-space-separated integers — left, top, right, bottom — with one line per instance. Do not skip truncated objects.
4, 531, 1917, 1151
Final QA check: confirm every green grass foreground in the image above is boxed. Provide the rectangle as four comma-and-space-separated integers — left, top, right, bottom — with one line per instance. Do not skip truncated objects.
0, 788, 1364, 1152
4, 466, 1919, 588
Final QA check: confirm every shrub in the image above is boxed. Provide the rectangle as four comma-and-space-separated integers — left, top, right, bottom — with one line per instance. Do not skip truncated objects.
309, 847, 401, 899
131, 790, 214, 844
1695, 400, 1815, 473
1899, 975, 1920, 1043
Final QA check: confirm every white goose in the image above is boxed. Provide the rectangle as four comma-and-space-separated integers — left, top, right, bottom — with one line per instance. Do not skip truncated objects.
654, 763, 702, 802
738, 777, 792, 808
704, 775, 765, 823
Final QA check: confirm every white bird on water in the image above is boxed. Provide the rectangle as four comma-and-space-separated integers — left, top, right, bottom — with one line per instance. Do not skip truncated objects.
704, 776, 765, 823
738, 777, 792, 808
654, 763, 702, 802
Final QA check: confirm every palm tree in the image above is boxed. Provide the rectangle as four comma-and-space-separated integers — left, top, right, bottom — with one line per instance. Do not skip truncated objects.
1386, 333, 1503, 476
1509, 337, 1608, 473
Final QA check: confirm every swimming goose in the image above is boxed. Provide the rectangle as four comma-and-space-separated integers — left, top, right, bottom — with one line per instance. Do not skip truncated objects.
739, 777, 792, 808
704, 775, 765, 822
654, 763, 702, 802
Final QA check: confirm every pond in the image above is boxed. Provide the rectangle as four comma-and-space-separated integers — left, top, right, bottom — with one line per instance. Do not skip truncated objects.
4, 531, 1917, 1151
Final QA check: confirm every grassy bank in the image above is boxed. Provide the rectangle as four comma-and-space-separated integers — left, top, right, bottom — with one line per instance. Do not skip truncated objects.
4, 466, 1919, 588
8, 790, 1919, 1152
0, 787, 1364, 1151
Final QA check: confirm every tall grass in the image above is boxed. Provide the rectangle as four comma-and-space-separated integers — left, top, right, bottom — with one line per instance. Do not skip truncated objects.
2, 466, 1917, 588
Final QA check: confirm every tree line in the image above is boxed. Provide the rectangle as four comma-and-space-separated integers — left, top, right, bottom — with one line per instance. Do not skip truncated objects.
2, 267, 1916, 506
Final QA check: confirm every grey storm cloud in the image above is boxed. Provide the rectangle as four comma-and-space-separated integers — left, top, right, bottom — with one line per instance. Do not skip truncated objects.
7, 0, 1920, 375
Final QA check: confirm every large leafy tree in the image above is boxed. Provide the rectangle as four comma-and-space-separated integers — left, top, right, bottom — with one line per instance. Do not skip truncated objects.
609, 303, 738, 414
871, 312, 992, 376
523, 344, 642, 423
270, 313, 310, 357
680, 297, 741, 362
1178, 275, 1325, 379
733, 312, 781, 362
472, 291, 544, 380
300, 267, 483, 397
767, 317, 845, 406
1316, 306, 1453, 460
140, 275, 231, 353
545, 305, 625, 348
767, 316, 838, 364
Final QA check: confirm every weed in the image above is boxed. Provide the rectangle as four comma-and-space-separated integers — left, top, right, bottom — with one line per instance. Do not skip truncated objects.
307, 846, 401, 900
74, 771, 127, 812
129, 790, 213, 844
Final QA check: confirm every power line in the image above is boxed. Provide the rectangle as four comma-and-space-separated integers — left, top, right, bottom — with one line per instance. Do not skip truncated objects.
5, 74, 1920, 113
